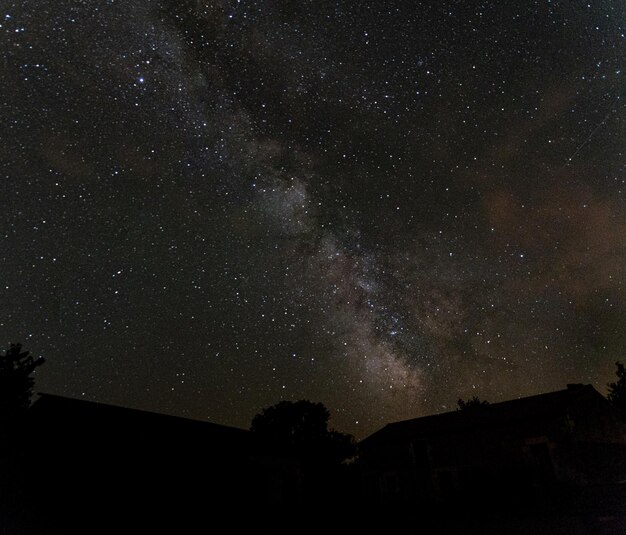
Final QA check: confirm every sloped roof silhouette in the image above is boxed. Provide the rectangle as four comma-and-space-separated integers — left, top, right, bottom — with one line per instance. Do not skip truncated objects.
29, 392, 250, 447
361, 384, 607, 446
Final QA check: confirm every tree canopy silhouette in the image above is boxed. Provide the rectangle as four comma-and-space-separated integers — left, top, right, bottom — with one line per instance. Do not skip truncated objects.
0, 343, 45, 422
251, 400, 355, 467
608, 361, 626, 418
457, 396, 489, 411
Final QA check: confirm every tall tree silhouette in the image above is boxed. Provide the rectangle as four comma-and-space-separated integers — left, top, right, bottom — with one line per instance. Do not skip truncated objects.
608, 361, 626, 418
251, 400, 355, 467
0, 343, 45, 422
251, 402, 358, 532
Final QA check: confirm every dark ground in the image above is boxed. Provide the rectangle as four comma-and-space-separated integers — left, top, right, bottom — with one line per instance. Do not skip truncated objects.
357, 483, 626, 535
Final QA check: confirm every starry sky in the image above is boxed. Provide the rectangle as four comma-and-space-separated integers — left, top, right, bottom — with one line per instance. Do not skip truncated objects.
1, 0, 625, 439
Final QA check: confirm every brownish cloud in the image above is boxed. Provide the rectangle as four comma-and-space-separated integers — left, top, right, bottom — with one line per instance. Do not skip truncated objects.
483, 184, 626, 299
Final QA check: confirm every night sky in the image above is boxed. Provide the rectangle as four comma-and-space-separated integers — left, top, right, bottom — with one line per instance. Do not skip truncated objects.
1, 0, 625, 439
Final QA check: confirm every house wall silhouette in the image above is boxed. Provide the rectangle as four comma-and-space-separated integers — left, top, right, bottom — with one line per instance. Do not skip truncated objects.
359, 384, 626, 508
0, 394, 301, 534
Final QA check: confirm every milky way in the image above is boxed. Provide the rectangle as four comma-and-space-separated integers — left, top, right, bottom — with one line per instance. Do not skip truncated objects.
1, 0, 625, 438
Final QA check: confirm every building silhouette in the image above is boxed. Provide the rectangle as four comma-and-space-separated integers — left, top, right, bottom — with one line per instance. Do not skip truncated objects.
359, 384, 626, 508
0, 394, 301, 534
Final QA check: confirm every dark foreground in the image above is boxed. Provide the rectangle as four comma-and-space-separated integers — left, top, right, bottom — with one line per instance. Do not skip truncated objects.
365, 483, 626, 535
1, 482, 626, 534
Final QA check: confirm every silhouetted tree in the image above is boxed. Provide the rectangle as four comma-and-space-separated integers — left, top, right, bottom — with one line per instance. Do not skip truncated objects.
0, 343, 45, 422
457, 396, 489, 411
608, 361, 626, 418
251, 400, 356, 467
